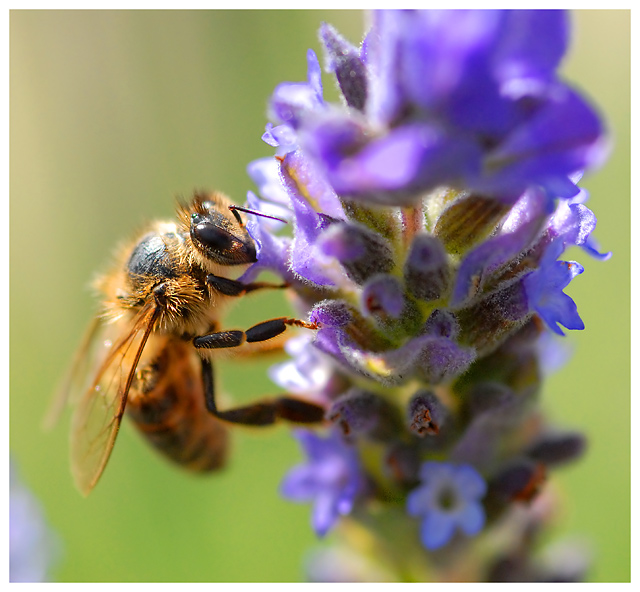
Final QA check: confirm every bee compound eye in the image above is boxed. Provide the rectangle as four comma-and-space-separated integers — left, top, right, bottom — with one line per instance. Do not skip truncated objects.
192, 222, 235, 253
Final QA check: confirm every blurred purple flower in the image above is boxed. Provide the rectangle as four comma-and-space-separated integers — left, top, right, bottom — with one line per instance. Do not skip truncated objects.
10, 462, 58, 582
281, 429, 365, 537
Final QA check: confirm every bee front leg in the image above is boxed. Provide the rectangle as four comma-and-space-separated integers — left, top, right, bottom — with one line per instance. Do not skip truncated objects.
206, 274, 287, 297
199, 356, 325, 426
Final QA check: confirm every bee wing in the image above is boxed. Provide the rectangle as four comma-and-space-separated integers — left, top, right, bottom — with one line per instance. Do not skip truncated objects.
70, 301, 160, 495
43, 315, 114, 431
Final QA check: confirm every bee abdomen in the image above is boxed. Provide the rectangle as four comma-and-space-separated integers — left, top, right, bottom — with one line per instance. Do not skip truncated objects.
127, 339, 229, 472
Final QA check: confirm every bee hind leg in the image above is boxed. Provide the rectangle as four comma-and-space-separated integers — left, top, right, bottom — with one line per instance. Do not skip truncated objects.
200, 357, 325, 426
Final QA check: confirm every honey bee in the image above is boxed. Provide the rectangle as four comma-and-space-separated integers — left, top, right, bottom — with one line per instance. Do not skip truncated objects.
46, 191, 325, 495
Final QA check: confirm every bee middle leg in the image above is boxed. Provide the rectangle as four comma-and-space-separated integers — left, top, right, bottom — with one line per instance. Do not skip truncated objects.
199, 357, 325, 426
194, 317, 324, 425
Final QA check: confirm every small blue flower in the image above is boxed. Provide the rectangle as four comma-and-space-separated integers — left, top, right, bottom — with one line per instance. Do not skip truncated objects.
281, 429, 365, 537
407, 462, 486, 551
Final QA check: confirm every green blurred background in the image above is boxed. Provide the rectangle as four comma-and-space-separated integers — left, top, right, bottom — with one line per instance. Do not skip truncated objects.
10, 10, 630, 582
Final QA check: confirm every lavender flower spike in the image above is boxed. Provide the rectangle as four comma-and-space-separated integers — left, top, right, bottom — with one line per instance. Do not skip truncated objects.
245, 9, 608, 582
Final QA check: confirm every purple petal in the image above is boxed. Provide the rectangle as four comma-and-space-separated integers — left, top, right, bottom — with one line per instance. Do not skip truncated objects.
456, 501, 486, 536
401, 10, 504, 111
407, 486, 434, 517
261, 123, 279, 147
306, 48, 323, 104
487, 85, 606, 187
312, 492, 339, 537
325, 123, 481, 201
419, 461, 453, 483
269, 334, 333, 396
237, 192, 292, 284
523, 241, 585, 335
422, 309, 460, 340
451, 465, 487, 498
247, 158, 291, 206
281, 429, 363, 538
492, 10, 569, 86
364, 10, 406, 126
272, 83, 321, 129
548, 190, 611, 260
280, 466, 319, 501
317, 223, 368, 261
420, 511, 456, 550
279, 150, 346, 285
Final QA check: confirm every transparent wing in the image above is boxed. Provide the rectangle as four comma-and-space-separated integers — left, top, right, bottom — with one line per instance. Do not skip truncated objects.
70, 302, 160, 495
43, 316, 108, 431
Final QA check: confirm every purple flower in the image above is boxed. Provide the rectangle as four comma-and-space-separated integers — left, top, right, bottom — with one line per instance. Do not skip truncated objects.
10, 463, 58, 582
546, 186, 612, 260
523, 239, 585, 335
407, 462, 487, 550
268, 10, 606, 206
271, 49, 323, 129
280, 429, 365, 537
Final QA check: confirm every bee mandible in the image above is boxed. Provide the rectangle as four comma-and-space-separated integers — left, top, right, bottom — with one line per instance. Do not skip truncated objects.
46, 191, 325, 495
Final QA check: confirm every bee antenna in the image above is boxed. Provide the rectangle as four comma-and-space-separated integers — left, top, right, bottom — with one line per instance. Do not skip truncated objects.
229, 205, 288, 225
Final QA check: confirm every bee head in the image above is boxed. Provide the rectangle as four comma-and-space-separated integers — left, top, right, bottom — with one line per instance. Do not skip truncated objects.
182, 192, 257, 266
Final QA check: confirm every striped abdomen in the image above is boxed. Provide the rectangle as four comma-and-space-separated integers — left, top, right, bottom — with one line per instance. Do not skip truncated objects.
126, 335, 229, 472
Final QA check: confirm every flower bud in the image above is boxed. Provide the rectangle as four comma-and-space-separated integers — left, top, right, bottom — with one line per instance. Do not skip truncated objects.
384, 441, 420, 487
408, 390, 447, 437
361, 274, 405, 319
310, 299, 353, 327
421, 309, 459, 340
318, 220, 395, 284
403, 234, 449, 301
488, 460, 546, 504
320, 22, 368, 111
526, 432, 586, 467
328, 389, 402, 441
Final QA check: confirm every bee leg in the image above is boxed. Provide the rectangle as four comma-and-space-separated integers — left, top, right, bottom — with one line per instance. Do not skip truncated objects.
206, 274, 287, 297
193, 317, 317, 350
200, 357, 325, 426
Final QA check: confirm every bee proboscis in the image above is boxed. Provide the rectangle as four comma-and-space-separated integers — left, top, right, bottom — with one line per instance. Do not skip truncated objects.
46, 191, 325, 495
